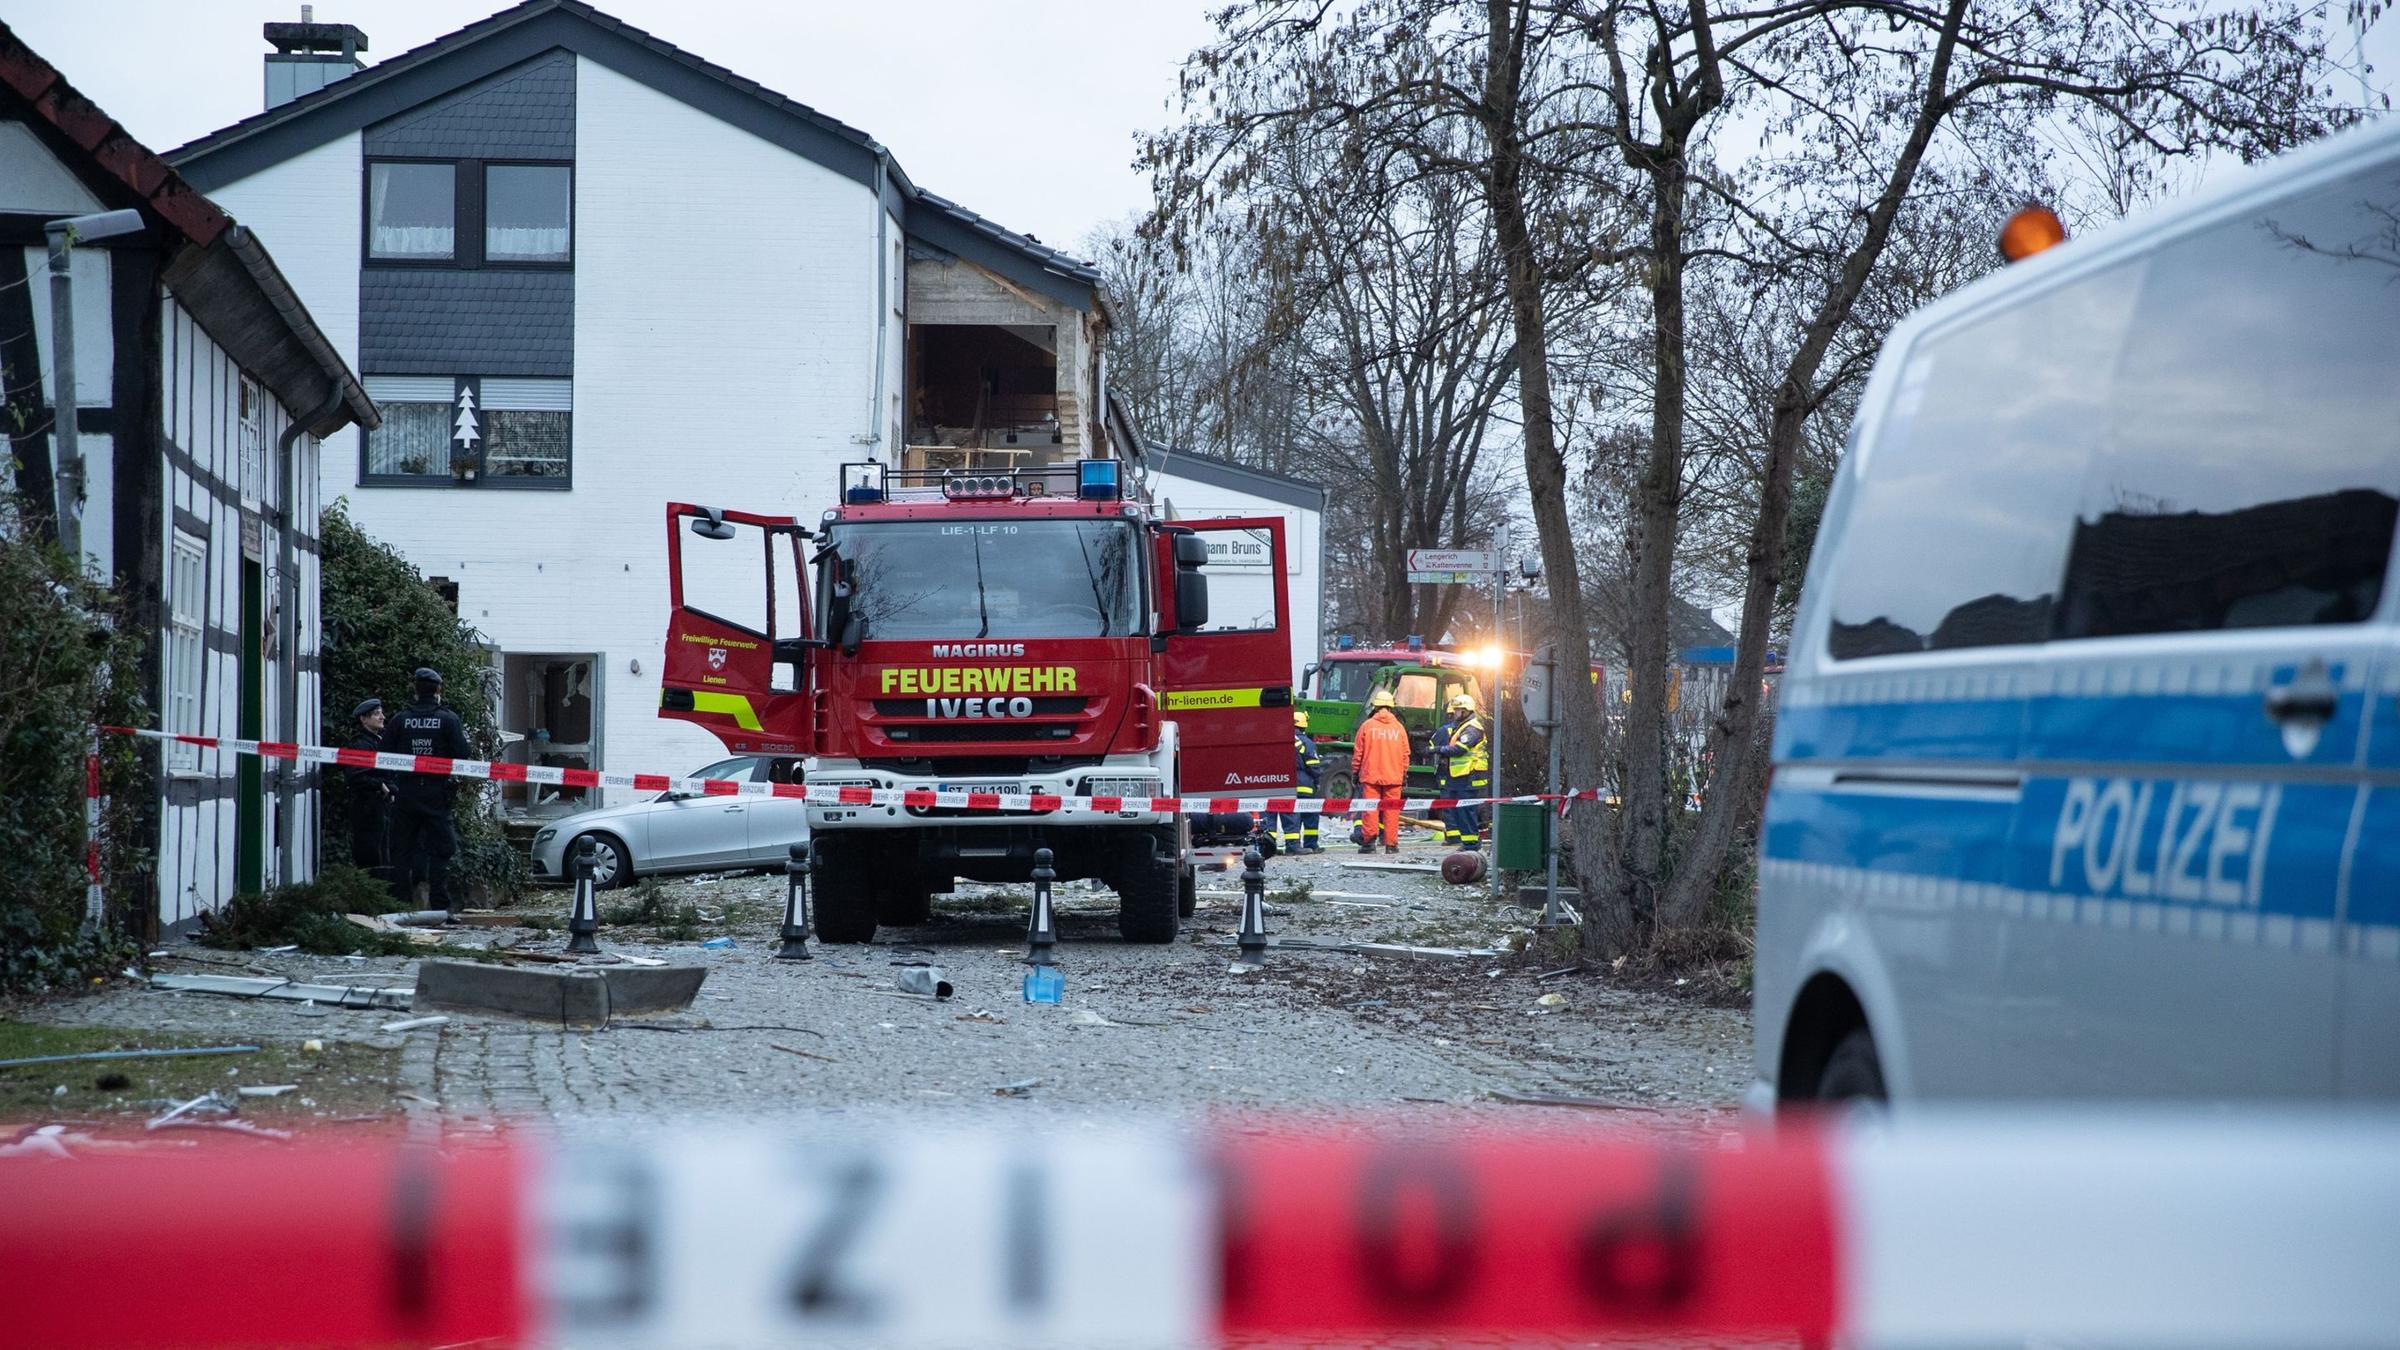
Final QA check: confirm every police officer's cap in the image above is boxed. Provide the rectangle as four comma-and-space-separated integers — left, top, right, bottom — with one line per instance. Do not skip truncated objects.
412, 667, 443, 685
352, 697, 383, 721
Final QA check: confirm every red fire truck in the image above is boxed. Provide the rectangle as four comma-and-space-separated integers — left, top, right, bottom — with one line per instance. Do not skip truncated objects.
655, 458, 1295, 943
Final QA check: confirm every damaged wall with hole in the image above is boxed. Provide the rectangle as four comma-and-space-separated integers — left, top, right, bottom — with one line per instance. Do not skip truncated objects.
498, 654, 599, 818
902, 246, 1108, 473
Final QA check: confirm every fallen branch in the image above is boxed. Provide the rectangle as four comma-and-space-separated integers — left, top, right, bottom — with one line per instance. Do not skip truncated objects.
0, 1044, 260, 1070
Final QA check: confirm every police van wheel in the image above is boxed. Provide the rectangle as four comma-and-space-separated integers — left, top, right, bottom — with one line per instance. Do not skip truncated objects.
810, 839, 879, 944
1176, 865, 1197, 919
1816, 1027, 1888, 1104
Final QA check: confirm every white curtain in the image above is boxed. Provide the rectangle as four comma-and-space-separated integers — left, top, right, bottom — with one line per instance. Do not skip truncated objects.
371, 224, 455, 258
485, 226, 569, 261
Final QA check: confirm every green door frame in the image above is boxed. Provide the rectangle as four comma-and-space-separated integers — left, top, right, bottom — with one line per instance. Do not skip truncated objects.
237, 555, 264, 895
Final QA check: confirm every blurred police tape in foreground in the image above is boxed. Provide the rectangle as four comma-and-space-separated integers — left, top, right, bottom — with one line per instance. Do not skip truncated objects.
5, 1112, 2397, 1348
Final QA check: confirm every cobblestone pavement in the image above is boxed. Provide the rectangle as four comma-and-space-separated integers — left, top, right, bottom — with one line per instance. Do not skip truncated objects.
24, 839, 1753, 1134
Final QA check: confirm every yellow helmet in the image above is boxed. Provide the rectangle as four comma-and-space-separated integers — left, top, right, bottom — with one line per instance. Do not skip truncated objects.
1447, 691, 1479, 713
1368, 689, 1397, 709
1292, 709, 1309, 727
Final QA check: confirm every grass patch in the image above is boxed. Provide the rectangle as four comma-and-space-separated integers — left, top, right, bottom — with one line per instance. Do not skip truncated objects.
0, 1022, 402, 1123
599, 878, 670, 927
1270, 879, 1315, 905
598, 880, 706, 941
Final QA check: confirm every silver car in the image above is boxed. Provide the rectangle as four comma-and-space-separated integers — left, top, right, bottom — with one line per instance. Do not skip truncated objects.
530, 756, 808, 888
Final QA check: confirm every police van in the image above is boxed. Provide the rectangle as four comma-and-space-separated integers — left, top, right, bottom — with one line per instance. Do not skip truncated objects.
1753, 120, 2400, 1107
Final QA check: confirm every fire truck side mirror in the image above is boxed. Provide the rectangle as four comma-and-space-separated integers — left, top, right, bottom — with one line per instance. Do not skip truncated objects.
1172, 534, 1209, 569
688, 509, 738, 542
1175, 570, 1210, 631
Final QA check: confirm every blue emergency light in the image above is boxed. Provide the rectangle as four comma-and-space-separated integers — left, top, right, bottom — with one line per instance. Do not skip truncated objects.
841, 462, 885, 504
1406, 634, 1424, 651
1077, 458, 1122, 501
1336, 635, 1356, 651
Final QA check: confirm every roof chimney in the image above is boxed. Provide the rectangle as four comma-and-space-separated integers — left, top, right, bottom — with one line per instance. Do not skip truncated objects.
262, 6, 368, 110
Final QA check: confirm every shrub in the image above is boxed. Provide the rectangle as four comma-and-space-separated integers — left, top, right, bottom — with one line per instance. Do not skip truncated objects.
0, 493, 150, 994
199, 864, 420, 955
318, 502, 524, 903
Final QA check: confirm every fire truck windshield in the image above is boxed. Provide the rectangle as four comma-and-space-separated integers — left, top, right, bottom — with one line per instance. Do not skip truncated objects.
827, 519, 1144, 641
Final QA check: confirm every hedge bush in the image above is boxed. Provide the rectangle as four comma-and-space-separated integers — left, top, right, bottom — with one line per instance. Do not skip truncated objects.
0, 495, 148, 993
318, 501, 524, 903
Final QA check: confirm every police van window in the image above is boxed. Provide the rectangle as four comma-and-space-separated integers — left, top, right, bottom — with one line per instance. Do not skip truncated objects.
1825, 261, 2142, 659
2053, 163, 2400, 640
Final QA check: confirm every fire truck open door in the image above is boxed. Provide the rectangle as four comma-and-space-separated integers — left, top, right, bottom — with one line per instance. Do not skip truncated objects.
1154, 517, 1295, 795
658, 503, 815, 756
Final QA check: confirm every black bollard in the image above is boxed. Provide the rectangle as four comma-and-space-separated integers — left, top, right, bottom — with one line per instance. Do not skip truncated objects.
1236, 845, 1269, 956
775, 840, 814, 961
565, 837, 600, 955
1026, 846, 1058, 964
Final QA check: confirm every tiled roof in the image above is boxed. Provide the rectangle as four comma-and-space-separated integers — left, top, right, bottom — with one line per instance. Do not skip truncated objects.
0, 20, 229, 246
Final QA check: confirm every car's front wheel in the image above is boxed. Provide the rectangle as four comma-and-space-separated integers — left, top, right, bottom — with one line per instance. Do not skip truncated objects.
568, 833, 631, 889
1816, 1027, 1888, 1104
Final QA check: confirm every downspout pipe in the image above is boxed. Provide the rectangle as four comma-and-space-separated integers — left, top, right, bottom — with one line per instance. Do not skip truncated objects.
865, 153, 891, 448
276, 387, 345, 885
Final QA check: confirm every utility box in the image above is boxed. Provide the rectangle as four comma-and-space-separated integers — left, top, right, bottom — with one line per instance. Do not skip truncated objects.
1493, 801, 1548, 870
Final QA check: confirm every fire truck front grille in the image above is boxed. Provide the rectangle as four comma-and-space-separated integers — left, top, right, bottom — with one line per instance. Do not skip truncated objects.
882, 722, 1078, 744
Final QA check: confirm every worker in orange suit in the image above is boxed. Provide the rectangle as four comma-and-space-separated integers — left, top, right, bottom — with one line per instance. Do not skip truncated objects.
1351, 688, 1412, 855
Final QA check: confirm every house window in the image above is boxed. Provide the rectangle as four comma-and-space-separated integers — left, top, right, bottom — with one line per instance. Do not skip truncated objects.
238, 377, 265, 504
367, 161, 456, 261
168, 531, 206, 772
361, 375, 572, 487
485, 165, 571, 263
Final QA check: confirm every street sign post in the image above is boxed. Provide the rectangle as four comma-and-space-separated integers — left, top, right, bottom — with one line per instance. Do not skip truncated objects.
1404, 540, 1510, 866
1405, 548, 1500, 574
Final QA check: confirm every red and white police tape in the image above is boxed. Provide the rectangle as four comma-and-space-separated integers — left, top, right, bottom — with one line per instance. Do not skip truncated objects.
97, 724, 1602, 818
4, 1113, 2395, 1348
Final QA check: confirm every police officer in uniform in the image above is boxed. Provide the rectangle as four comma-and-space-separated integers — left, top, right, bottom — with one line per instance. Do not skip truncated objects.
1434, 691, 1490, 849
1276, 709, 1323, 854
381, 667, 474, 914
344, 698, 394, 887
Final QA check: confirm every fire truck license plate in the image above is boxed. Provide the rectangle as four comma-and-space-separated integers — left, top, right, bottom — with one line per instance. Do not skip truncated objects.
939, 783, 1026, 795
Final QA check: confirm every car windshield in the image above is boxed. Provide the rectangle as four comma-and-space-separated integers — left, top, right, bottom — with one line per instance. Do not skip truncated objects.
828, 519, 1143, 640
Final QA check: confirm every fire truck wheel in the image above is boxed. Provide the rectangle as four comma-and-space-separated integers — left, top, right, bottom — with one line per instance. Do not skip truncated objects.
1117, 855, 1181, 944
1176, 864, 1196, 919
878, 873, 935, 926
810, 839, 880, 944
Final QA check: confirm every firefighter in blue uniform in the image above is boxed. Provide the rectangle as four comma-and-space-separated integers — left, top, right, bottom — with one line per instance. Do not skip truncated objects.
1277, 709, 1323, 854
1434, 691, 1490, 849
380, 667, 475, 914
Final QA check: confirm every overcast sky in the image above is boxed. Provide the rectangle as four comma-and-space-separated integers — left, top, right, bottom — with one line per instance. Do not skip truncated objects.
5, 0, 1218, 253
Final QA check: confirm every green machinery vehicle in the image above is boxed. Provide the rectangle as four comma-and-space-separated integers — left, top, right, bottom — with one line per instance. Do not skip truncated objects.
1295, 646, 1488, 797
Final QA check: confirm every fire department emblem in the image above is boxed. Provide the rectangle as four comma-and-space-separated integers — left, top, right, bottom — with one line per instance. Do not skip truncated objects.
707, 647, 728, 672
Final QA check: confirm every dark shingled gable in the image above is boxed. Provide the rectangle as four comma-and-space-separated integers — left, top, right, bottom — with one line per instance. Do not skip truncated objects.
361, 268, 572, 376
365, 49, 573, 160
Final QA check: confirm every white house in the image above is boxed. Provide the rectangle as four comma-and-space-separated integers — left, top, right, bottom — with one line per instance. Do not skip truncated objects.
1, 26, 377, 934
168, 0, 1138, 811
